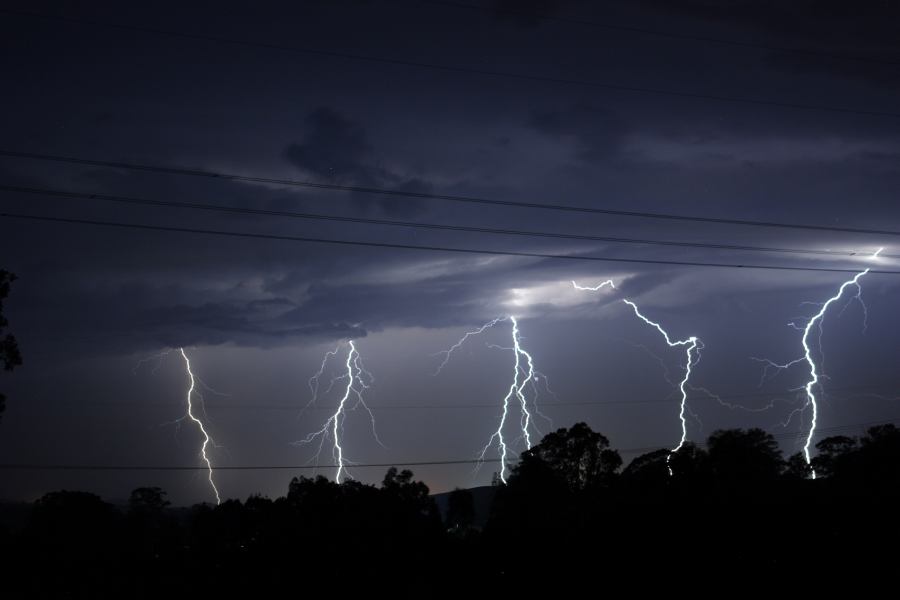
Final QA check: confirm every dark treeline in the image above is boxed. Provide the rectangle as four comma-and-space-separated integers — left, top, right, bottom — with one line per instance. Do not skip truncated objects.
3, 423, 899, 596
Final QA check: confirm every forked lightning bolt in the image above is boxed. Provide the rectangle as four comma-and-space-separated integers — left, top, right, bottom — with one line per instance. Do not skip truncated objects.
178, 348, 221, 505
435, 316, 545, 483
623, 301, 702, 472
751, 249, 882, 478
572, 280, 702, 474
298, 344, 343, 419
294, 341, 382, 483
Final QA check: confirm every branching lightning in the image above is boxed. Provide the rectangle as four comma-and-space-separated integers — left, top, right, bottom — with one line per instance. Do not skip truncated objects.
622, 301, 702, 472
751, 249, 882, 478
435, 316, 547, 483
433, 317, 507, 376
178, 348, 221, 505
298, 344, 343, 420
294, 341, 382, 483
573, 280, 702, 474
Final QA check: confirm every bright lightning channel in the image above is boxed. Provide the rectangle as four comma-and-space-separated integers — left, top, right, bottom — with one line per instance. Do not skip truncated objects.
751, 248, 882, 478
178, 348, 221, 505
623, 301, 702, 472
572, 280, 703, 474
294, 340, 382, 483
435, 316, 544, 483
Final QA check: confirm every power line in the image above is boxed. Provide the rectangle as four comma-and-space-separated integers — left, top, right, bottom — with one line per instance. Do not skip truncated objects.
0, 459, 500, 471
3, 211, 900, 275
3, 149, 900, 238
2, 8, 899, 120
8, 184, 898, 261
623, 419, 900, 455
29, 384, 896, 412
1, 419, 895, 471
418, 0, 900, 69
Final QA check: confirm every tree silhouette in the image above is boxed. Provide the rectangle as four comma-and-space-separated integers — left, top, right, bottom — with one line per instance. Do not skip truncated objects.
486, 421, 622, 568
814, 425, 900, 484
812, 435, 859, 479
128, 487, 171, 514
8, 424, 900, 594
0, 270, 22, 422
623, 443, 711, 489
27, 490, 119, 577
668, 442, 710, 481
380, 467, 442, 541
857, 424, 900, 482
783, 451, 813, 480
621, 447, 671, 487
706, 428, 783, 482
515, 421, 622, 491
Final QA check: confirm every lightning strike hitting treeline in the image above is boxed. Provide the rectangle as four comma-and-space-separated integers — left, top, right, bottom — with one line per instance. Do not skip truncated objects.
435, 316, 547, 483
133, 348, 223, 503
751, 249, 882, 478
572, 280, 702, 474
293, 340, 382, 483
178, 348, 221, 505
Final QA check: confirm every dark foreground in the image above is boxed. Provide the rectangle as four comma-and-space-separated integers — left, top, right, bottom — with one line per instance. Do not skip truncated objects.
3, 422, 899, 596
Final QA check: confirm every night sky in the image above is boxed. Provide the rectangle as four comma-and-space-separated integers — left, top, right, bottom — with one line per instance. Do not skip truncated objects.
2, 0, 899, 505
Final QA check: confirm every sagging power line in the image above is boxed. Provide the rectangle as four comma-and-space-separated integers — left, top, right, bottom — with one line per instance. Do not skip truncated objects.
3, 149, 900, 238
5, 184, 897, 260
3, 211, 900, 275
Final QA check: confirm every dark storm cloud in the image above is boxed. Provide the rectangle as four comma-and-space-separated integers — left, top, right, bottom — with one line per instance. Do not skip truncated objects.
9, 270, 368, 353
135, 300, 366, 349
635, 0, 900, 92
638, 0, 900, 39
285, 107, 371, 180
284, 106, 432, 217
762, 52, 900, 93
489, 0, 574, 26
529, 103, 629, 161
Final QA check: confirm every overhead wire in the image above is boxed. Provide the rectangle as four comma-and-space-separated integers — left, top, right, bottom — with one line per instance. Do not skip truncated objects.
4, 211, 900, 274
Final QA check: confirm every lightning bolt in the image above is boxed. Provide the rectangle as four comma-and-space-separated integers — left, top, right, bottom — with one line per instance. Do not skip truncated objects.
572, 279, 617, 292
298, 343, 343, 419
435, 316, 546, 483
433, 317, 507, 376
178, 348, 221, 505
751, 249, 882, 478
573, 280, 702, 474
622, 301, 702, 470
294, 341, 382, 483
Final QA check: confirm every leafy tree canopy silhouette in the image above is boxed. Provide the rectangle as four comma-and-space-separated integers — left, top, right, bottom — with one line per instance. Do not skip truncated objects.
814, 424, 900, 483
706, 427, 783, 482
513, 421, 622, 492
